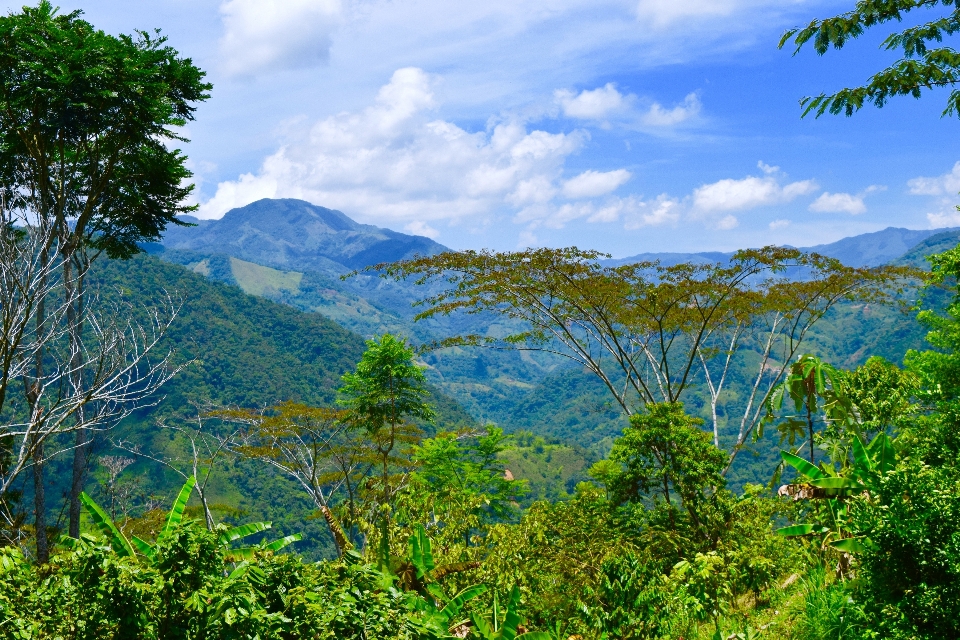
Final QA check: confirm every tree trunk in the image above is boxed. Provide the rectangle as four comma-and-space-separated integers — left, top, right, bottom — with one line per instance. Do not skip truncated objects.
66, 250, 89, 538
807, 403, 815, 465
32, 442, 48, 563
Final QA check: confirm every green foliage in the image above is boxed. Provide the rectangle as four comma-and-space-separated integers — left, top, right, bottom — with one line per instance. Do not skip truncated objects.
0, 0, 211, 256
596, 402, 727, 533
780, 0, 960, 119
1, 518, 446, 639
340, 334, 435, 431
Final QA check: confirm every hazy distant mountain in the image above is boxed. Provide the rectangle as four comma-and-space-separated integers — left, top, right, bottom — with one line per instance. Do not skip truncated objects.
607, 226, 958, 268
162, 198, 447, 272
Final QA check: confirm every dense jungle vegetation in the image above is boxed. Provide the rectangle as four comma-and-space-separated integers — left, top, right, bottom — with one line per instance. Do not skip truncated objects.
4, 0, 960, 638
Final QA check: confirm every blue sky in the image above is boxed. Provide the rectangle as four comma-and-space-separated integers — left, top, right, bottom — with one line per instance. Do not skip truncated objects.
10, 0, 960, 256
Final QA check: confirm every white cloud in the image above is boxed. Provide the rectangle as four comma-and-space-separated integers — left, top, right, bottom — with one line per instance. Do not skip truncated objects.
927, 208, 960, 227
717, 214, 739, 230
219, 0, 342, 76
404, 220, 440, 239
641, 93, 701, 127
692, 163, 817, 212
556, 84, 701, 128
808, 185, 885, 215
769, 219, 790, 229
622, 195, 681, 229
555, 83, 628, 120
514, 194, 680, 230
201, 68, 651, 235
809, 192, 867, 215
908, 162, 960, 196
562, 169, 632, 199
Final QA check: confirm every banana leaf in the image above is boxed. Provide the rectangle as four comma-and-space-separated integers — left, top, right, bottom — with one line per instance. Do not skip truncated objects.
79, 492, 135, 558
264, 533, 302, 552
158, 476, 196, 544
852, 435, 871, 475
780, 451, 825, 480
219, 521, 272, 545
830, 537, 871, 553
776, 523, 818, 537
438, 584, 487, 623
131, 535, 157, 563
409, 524, 435, 579
868, 433, 896, 474
809, 477, 865, 492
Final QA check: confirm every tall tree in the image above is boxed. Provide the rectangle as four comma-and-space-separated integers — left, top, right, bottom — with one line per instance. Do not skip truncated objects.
338, 334, 434, 563
375, 247, 911, 471
0, 1, 211, 541
780, 0, 960, 117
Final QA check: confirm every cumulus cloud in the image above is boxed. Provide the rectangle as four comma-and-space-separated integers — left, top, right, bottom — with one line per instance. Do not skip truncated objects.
556, 84, 701, 128
809, 192, 867, 215
908, 162, 960, 196
555, 83, 628, 120
692, 162, 817, 213
219, 0, 342, 76
769, 219, 790, 230
928, 211, 960, 227
404, 220, 440, 239
562, 169, 632, 199
641, 93, 701, 127
200, 67, 648, 235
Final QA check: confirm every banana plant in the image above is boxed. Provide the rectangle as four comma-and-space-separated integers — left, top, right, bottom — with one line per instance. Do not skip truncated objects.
389, 524, 481, 595
470, 585, 550, 640
72, 476, 301, 563
379, 524, 489, 637
776, 432, 895, 555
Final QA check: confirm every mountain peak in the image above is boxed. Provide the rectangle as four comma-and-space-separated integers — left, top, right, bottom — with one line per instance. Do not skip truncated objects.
162, 199, 447, 272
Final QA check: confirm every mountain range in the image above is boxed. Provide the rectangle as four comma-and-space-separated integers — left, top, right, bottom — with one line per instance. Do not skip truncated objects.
149, 199, 960, 454
162, 199, 446, 272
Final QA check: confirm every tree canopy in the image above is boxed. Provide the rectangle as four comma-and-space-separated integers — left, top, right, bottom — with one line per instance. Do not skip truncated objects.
781, 0, 960, 118
0, 0, 211, 257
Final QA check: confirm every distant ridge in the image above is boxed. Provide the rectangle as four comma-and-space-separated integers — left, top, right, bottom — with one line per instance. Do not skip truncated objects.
607, 226, 959, 268
161, 198, 448, 272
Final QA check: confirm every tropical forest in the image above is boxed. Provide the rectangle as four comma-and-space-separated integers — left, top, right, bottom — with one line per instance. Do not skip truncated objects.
3, 1, 960, 639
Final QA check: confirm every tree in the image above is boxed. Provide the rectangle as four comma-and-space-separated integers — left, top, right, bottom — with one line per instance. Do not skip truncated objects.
375, 247, 911, 472
402, 427, 526, 551
764, 355, 851, 465
338, 334, 435, 561
780, 0, 960, 118
0, 211, 181, 561
215, 402, 356, 556
594, 402, 727, 532
0, 0, 211, 540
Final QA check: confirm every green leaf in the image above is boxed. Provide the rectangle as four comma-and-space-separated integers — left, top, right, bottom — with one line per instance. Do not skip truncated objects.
809, 477, 865, 491
438, 584, 487, 623
219, 521, 272, 545
517, 634, 552, 640
868, 433, 896, 474
830, 537, 871, 553
780, 451, 825, 480
776, 524, 817, 537
471, 612, 495, 640
409, 523, 435, 579
501, 585, 523, 640
264, 533, 302, 552
79, 492, 135, 558
852, 435, 871, 474
159, 476, 196, 544
131, 535, 157, 563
